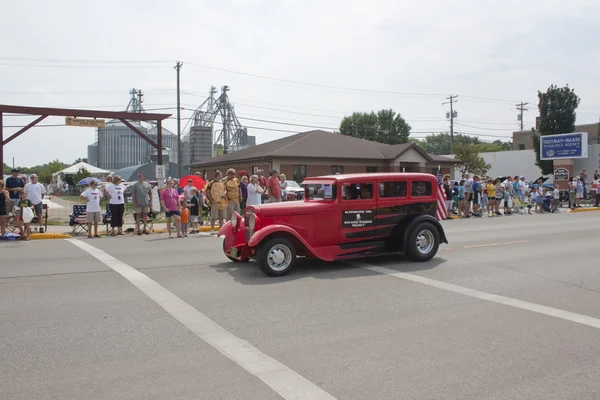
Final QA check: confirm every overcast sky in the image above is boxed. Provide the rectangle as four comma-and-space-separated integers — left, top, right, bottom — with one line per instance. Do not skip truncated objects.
2, 0, 600, 167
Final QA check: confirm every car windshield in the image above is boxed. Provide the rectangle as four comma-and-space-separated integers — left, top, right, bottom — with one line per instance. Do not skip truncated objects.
286, 181, 301, 188
304, 184, 336, 201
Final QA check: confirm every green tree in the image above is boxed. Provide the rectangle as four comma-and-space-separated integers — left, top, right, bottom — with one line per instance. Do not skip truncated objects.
339, 109, 411, 144
413, 133, 511, 155
453, 144, 491, 176
73, 167, 91, 185
37, 160, 68, 183
73, 157, 88, 164
533, 84, 580, 174
3, 163, 11, 175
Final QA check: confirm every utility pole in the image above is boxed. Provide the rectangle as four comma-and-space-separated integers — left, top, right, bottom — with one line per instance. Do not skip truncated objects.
516, 101, 529, 132
443, 95, 458, 153
175, 61, 183, 178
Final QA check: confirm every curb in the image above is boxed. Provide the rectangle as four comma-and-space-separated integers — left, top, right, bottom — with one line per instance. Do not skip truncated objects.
567, 207, 600, 213
24, 225, 223, 240
30, 233, 72, 240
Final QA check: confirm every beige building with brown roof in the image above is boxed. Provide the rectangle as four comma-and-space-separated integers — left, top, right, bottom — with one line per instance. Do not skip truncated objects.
513, 122, 600, 150
187, 130, 458, 182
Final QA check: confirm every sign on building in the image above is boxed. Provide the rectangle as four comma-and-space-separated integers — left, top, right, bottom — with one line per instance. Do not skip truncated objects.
554, 167, 569, 180
540, 132, 588, 160
65, 117, 105, 128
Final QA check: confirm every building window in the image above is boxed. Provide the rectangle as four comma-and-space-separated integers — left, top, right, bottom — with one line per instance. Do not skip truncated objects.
431, 168, 438, 175
293, 165, 307, 183
411, 181, 432, 197
331, 165, 344, 174
379, 181, 407, 198
519, 144, 525, 150
366, 166, 377, 173
252, 166, 259, 174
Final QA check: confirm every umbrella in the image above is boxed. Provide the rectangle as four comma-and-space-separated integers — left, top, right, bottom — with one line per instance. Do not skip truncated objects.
180, 175, 207, 190
77, 177, 100, 186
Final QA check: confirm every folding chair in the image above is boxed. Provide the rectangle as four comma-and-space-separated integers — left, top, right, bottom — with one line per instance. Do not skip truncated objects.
69, 204, 88, 234
102, 204, 112, 232
132, 209, 156, 232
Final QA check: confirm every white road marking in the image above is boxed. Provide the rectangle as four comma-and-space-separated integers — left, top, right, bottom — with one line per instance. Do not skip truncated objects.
67, 238, 337, 400
464, 240, 528, 248
350, 261, 600, 330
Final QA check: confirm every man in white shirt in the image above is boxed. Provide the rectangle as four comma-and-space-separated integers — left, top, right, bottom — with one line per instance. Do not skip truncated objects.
80, 180, 104, 238
24, 174, 47, 233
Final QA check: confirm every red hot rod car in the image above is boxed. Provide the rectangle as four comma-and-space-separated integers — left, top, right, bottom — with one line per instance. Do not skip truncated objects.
219, 173, 448, 277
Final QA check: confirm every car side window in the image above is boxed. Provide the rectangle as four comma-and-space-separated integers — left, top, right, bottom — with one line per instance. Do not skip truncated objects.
411, 181, 432, 197
342, 183, 373, 200
379, 181, 407, 198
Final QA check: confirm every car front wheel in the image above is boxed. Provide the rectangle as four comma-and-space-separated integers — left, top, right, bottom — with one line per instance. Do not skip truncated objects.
257, 237, 297, 277
406, 222, 440, 262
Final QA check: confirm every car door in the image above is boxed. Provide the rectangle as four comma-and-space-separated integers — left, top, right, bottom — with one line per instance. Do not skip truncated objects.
376, 178, 410, 241
337, 180, 381, 256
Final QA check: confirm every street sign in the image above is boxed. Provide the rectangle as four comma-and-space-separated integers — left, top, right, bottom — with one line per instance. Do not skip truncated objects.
65, 117, 105, 128
554, 167, 569, 180
156, 164, 166, 189
540, 132, 588, 160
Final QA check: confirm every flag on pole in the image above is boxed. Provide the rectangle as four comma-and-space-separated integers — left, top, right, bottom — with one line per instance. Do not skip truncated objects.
436, 167, 448, 221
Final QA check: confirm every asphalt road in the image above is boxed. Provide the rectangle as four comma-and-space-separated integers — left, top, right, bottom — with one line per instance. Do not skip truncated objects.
2, 211, 600, 400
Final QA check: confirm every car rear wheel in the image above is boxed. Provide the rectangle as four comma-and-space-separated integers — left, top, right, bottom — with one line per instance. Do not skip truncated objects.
406, 222, 440, 262
257, 237, 297, 277
223, 239, 249, 263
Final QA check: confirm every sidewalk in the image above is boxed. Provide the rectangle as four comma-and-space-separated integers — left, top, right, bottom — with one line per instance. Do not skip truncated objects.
21, 222, 222, 240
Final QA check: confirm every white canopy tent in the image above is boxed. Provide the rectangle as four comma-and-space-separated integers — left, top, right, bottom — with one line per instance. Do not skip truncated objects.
55, 162, 109, 176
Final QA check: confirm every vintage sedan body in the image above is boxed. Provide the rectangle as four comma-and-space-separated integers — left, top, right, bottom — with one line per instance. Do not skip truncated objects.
219, 173, 448, 276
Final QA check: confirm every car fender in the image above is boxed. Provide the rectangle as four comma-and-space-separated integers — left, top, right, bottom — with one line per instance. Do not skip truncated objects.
248, 224, 329, 260
403, 214, 448, 244
219, 220, 247, 252
217, 221, 233, 238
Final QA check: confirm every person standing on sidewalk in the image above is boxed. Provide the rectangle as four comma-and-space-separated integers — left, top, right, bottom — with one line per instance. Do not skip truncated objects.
224, 168, 242, 221
103, 175, 125, 236
80, 180, 103, 238
0, 181, 10, 239
24, 174, 46, 233
205, 170, 226, 235
5, 169, 24, 210
160, 179, 182, 239
266, 169, 282, 203
16, 190, 33, 241
131, 172, 152, 235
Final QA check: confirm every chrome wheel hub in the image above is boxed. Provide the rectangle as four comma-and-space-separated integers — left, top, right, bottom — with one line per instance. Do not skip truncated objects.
267, 244, 292, 271
416, 230, 435, 255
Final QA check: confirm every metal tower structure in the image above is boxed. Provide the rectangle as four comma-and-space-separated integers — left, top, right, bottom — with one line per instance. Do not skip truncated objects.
189, 85, 249, 154
125, 88, 145, 113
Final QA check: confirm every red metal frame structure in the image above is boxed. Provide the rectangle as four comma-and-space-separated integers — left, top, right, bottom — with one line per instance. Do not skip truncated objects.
0, 104, 172, 170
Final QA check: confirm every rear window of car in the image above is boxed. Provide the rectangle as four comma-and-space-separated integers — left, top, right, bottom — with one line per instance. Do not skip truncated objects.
411, 181, 433, 197
379, 181, 407, 198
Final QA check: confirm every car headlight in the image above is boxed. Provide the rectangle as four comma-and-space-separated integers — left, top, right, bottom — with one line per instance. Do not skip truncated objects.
231, 212, 239, 228
248, 213, 256, 230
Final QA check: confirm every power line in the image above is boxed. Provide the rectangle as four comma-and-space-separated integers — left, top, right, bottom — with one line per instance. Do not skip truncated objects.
0, 63, 170, 69
454, 122, 515, 131
0, 56, 172, 64
183, 62, 445, 97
